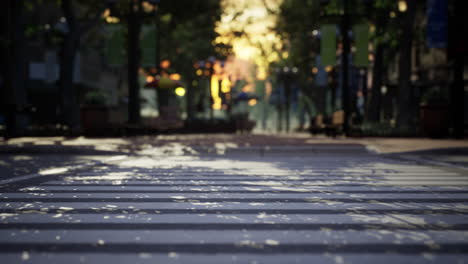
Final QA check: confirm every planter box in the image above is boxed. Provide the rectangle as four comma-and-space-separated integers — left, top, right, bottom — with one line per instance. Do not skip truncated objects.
419, 104, 449, 138
81, 105, 109, 135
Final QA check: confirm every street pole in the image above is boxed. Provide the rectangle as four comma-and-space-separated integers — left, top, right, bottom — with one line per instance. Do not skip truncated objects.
449, 0, 465, 138
128, 0, 142, 125
155, 3, 160, 76
153, 0, 168, 117
341, 0, 351, 136
284, 71, 291, 133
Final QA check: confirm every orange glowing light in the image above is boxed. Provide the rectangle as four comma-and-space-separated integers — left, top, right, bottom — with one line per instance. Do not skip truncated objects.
196, 69, 203, 76
146, 75, 155, 83
312, 67, 318, 74
325, 66, 333, 72
169, 73, 181, 81
213, 63, 222, 73
248, 99, 257, 106
160, 60, 171, 69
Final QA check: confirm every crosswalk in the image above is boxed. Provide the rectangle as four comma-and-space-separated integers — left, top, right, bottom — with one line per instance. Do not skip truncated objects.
1, 146, 468, 263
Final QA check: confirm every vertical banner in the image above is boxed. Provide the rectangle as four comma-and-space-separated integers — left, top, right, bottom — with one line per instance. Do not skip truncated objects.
105, 25, 125, 67
320, 24, 336, 66
44, 50, 59, 83
353, 24, 369, 67
141, 25, 156, 67
427, 0, 447, 48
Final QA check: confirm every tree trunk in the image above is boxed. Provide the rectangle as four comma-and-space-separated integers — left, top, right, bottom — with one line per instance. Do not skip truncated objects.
127, 0, 141, 125
396, 0, 417, 130
58, 0, 106, 134
367, 44, 384, 122
4, 0, 27, 137
59, 32, 80, 134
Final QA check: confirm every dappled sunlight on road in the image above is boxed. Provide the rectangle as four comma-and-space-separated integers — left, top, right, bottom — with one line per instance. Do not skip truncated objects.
1, 142, 468, 263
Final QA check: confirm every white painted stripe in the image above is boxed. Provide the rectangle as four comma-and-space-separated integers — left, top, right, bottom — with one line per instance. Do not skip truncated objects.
2, 202, 467, 211
30, 185, 468, 192
40, 180, 468, 186
3, 192, 468, 199
2, 213, 467, 225
0, 230, 466, 244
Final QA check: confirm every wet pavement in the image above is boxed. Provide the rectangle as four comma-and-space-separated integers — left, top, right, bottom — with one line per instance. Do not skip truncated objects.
0, 137, 468, 263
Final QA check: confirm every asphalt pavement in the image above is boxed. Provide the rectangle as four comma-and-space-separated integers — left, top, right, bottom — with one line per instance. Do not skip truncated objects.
0, 134, 467, 263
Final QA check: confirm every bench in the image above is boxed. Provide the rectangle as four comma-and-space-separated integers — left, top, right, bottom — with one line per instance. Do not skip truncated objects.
325, 110, 344, 137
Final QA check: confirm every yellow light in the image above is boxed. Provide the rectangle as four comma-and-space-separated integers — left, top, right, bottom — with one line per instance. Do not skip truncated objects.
221, 78, 231, 93
211, 75, 220, 98
398, 0, 407, 12
211, 76, 222, 110
102, 9, 110, 19
196, 69, 203, 76
325, 66, 333, 72
282, 51, 289, 59
105, 16, 120, 23
256, 69, 267, 80
169, 73, 181, 81
175, 87, 186, 97
146, 75, 154, 83
248, 99, 257, 106
212, 98, 222, 110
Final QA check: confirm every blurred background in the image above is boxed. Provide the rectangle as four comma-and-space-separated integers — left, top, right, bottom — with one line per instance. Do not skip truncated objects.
1, 0, 466, 138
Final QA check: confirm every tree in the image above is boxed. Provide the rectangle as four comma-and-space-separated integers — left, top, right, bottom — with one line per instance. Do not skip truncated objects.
396, 0, 417, 130
155, 0, 223, 119
58, 0, 107, 134
1, 0, 28, 137
366, 0, 398, 123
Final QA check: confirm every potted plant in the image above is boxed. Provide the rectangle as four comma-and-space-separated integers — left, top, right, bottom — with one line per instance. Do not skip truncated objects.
81, 90, 109, 135
419, 86, 449, 138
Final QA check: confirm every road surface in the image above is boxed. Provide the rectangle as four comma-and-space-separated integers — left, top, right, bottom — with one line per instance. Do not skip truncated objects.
1, 143, 467, 263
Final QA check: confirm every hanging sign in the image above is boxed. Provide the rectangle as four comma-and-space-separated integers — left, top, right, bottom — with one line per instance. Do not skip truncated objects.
141, 25, 157, 67
320, 24, 336, 66
427, 0, 447, 48
353, 24, 369, 67
105, 25, 125, 67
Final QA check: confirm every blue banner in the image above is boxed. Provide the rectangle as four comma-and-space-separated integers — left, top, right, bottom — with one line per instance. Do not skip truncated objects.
427, 0, 447, 48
